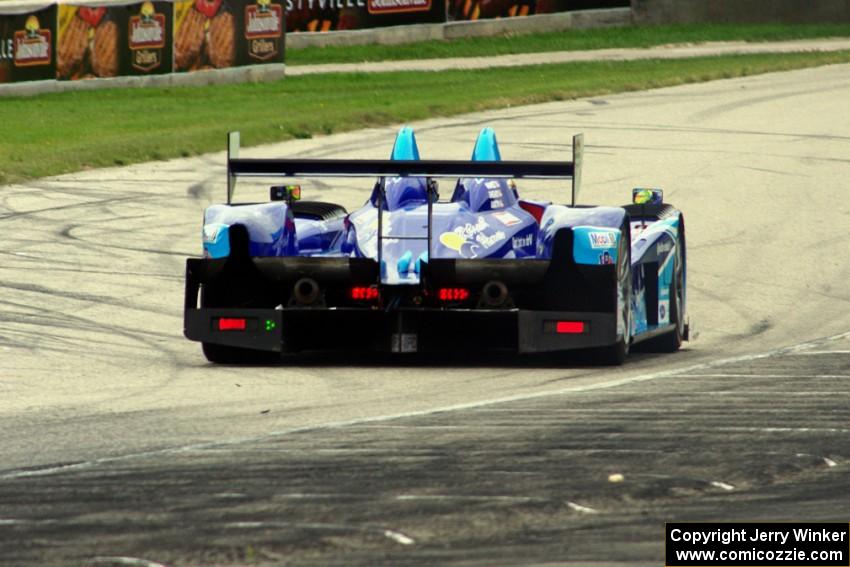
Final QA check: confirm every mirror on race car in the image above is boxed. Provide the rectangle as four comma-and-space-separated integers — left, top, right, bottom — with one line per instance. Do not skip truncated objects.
632, 188, 663, 205
271, 185, 302, 203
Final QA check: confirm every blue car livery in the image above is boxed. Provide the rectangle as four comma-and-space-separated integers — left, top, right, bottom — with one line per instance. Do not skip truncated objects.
184, 128, 688, 364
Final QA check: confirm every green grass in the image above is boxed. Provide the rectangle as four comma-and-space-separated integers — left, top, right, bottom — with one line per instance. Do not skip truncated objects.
287, 23, 850, 65
1, 50, 849, 183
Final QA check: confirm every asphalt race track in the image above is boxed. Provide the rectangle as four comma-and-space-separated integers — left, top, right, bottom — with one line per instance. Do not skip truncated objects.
1, 63, 849, 565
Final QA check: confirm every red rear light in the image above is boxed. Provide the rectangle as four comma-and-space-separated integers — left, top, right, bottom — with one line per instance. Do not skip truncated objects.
351, 286, 380, 300
438, 288, 470, 301
556, 321, 585, 334
218, 318, 247, 331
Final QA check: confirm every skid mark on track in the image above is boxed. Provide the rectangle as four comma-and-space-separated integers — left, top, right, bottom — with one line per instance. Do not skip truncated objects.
690, 83, 850, 123
2, 330, 847, 482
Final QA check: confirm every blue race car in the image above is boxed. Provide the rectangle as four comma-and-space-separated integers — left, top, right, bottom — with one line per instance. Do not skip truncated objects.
184, 128, 688, 364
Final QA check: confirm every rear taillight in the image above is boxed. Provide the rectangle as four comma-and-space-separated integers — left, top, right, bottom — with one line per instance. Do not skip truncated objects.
438, 288, 470, 301
217, 318, 247, 331
543, 320, 587, 334
351, 286, 380, 301
556, 321, 585, 334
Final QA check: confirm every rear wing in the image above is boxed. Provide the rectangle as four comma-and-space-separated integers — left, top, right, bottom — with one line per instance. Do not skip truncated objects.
226, 131, 584, 206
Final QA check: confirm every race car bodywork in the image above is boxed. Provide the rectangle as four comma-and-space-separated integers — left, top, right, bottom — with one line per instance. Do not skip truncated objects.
184, 128, 688, 364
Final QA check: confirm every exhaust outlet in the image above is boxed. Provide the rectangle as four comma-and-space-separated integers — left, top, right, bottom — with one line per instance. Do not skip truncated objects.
293, 278, 320, 306
481, 280, 509, 308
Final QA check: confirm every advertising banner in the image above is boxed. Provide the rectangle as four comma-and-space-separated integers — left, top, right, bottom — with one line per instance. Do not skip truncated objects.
286, 0, 445, 32
0, 4, 56, 83
244, 0, 284, 63
174, 0, 284, 72
448, 0, 627, 21
126, 1, 173, 75
57, 4, 126, 79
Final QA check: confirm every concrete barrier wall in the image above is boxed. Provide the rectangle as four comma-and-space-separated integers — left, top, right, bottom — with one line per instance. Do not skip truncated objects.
287, 7, 632, 49
631, 0, 850, 25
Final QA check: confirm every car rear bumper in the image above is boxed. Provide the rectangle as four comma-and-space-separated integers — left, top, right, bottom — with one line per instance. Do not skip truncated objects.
184, 306, 618, 354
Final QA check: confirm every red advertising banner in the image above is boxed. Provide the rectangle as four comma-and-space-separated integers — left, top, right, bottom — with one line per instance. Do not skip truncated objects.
448, 0, 627, 21
285, 0, 445, 32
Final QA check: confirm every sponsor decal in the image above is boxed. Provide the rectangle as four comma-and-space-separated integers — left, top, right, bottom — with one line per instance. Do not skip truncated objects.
439, 217, 505, 258
487, 189, 502, 199
476, 231, 504, 248
455, 217, 489, 238
588, 231, 617, 249
598, 250, 614, 265
439, 232, 479, 258
656, 240, 673, 255
485, 180, 501, 189
658, 299, 669, 325
368, 0, 431, 14
512, 233, 533, 249
245, 0, 283, 61
493, 211, 521, 227
129, 3, 166, 72
13, 16, 51, 67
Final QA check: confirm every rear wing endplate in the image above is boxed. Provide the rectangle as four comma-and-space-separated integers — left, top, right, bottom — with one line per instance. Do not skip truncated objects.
226, 131, 584, 205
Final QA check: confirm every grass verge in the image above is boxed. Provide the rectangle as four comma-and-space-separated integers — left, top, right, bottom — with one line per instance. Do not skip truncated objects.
1, 50, 849, 183
286, 23, 850, 65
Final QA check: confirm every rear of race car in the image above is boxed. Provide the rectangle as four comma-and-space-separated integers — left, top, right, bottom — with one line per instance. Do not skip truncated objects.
184, 230, 625, 357
183, 130, 634, 363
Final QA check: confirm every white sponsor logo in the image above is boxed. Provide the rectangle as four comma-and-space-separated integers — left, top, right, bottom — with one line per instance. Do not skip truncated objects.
493, 211, 521, 227
512, 233, 533, 248
455, 217, 489, 239
475, 230, 505, 248
130, 24, 163, 44
16, 40, 48, 60
589, 231, 617, 249
247, 11, 281, 34
440, 216, 505, 256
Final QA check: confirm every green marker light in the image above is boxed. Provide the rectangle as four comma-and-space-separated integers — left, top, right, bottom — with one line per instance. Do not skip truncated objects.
265, 320, 276, 331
